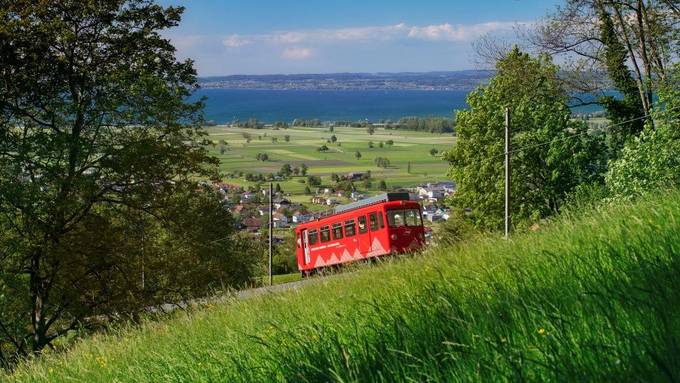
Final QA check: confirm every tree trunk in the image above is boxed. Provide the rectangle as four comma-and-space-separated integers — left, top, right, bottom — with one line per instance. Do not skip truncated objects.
29, 250, 48, 354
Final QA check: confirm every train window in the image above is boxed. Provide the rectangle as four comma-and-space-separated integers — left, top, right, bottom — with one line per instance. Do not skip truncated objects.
369, 212, 379, 231
332, 222, 343, 239
378, 212, 385, 228
344, 219, 356, 236
387, 210, 406, 227
320, 226, 331, 242
309, 229, 318, 245
358, 216, 368, 233
405, 209, 419, 226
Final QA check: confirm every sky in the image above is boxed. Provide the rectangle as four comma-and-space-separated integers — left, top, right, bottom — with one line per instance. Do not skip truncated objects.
159, 0, 562, 76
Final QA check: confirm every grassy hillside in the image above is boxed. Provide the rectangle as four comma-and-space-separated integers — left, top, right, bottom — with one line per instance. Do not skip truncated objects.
5, 192, 680, 382
208, 125, 454, 196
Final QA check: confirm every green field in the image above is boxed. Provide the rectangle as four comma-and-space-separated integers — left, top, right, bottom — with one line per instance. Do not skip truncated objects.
6, 191, 680, 382
207, 125, 455, 196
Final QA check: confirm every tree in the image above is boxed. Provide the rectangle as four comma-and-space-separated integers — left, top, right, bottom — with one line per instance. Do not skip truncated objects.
0, 0, 257, 361
379, 141, 384, 148
307, 175, 322, 187
300, 163, 309, 176
355, 151, 362, 160
271, 137, 278, 144
279, 164, 293, 178
429, 148, 439, 156
304, 186, 312, 195
386, 139, 394, 146
256, 153, 269, 161
329, 126, 334, 132
368, 141, 374, 149
367, 126, 376, 135
445, 47, 606, 230
407, 161, 412, 174
528, 0, 678, 121
373, 157, 391, 168
317, 145, 329, 152
284, 135, 291, 142
379, 180, 388, 190
219, 146, 227, 155
330, 135, 337, 143
275, 183, 282, 193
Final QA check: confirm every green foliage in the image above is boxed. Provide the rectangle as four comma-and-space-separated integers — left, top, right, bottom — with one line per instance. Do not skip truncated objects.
354, 151, 362, 159
596, 6, 646, 154
386, 116, 455, 133
317, 144, 329, 152
446, 47, 606, 230
0, 0, 255, 363
373, 157, 391, 168
378, 180, 388, 190
605, 65, 680, 199
6, 191, 680, 382
255, 152, 269, 161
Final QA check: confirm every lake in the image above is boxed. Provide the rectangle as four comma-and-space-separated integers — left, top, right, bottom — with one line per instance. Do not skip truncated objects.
194, 88, 603, 124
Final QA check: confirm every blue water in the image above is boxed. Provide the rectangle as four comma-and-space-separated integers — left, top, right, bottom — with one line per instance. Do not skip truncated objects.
194, 88, 604, 124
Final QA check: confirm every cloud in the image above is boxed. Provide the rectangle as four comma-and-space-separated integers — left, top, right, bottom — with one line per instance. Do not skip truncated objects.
220, 21, 525, 49
223, 35, 252, 48
407, 22, 528, 42
281, 47, 313, 60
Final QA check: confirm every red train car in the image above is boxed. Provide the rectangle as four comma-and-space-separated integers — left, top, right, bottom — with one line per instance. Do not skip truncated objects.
295, 192, 425, 276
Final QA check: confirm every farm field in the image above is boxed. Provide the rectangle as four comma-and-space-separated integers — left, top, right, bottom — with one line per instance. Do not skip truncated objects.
206, 125, 456, 196
6, 191, 680, 382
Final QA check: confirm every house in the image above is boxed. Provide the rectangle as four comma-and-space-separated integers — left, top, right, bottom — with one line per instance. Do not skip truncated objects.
272, 213, 289, 228
243, 217, 263, 232
347, 171, 366, 181
273, 198, 291, 209
311, 196, 326, 204
350, 191, 365, 201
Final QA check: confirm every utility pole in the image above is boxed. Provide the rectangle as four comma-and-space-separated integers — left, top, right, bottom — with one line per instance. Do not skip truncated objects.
504, 107, 511, 239
268, 182, 273, 286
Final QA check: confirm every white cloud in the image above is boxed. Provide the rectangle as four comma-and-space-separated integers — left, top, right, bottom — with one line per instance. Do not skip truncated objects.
281, 47, 313, 60
223, 34, 252, 48
407, 22, 527, 42
220, 21, 523, 49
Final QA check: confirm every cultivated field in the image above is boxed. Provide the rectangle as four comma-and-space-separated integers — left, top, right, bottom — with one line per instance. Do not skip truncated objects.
7, 191, 680, 382
206, 125, 455, 199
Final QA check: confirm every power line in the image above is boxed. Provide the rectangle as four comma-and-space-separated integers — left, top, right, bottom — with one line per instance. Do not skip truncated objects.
488, 105, 680, 160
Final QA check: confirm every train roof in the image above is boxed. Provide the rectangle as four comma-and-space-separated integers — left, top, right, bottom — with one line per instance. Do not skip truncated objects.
299, 192, 416, 227
333, 192, 411, 214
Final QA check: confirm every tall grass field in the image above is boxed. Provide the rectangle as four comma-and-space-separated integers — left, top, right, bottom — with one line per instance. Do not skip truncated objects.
5, 192, 680, 382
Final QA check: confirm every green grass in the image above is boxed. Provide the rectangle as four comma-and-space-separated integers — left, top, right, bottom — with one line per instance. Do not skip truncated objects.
5, 191, 680, 382
208, 125, 455, 194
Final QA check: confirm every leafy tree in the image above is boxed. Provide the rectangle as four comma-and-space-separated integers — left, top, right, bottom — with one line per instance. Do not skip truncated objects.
284, 135, 291, 142
279, 164, 293, 178
329, 126, 334, 132
292, 166, 300, 176
605, 65, 680, 198
379, 180, 388, 190
256, 153, 269, 161
306, 175, 322, 187
317, 145, 329, 152
374, 157, 391, 168
445, 47, 606, 230
429, 148, 439, 156
271, 137, 278, 143
304, 186, 312, 195
219, 146, 227, 155
407, 161, 412, 174
596, 5, 645, 154
368, 141, 374, 149
275, 183, 282, 193
300, 163, 309, 176
379, 141, 384, 148
355, 151, 362, 160
0, 0, 258, 360
367, 126, 376, 135
386, 139, 394, 146
330, 135, 337, 143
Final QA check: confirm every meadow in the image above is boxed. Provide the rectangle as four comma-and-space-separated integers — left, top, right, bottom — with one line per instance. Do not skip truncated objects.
206, 125, 455, 201
5, 190, 679, 382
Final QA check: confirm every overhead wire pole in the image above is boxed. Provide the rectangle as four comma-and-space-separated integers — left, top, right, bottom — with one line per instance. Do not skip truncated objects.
504, 107, 511, 239
269, 182, 273, 286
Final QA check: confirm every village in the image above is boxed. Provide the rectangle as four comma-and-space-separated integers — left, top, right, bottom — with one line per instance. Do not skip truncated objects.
213, 175, 455, 236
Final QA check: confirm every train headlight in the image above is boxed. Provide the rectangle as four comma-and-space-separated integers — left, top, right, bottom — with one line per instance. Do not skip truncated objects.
390, 234, 398, 240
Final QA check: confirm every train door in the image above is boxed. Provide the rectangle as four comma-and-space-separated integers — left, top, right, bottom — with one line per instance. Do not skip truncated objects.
356, 214, 371, 256
301, 229, 311, 265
